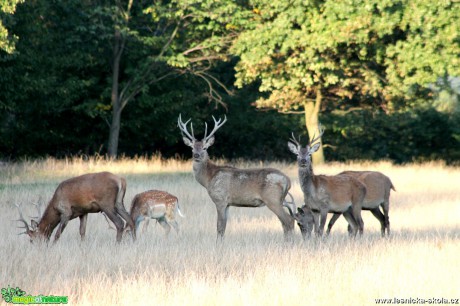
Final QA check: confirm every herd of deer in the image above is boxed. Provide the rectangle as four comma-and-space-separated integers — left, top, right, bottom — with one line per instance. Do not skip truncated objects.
15, 115, 395, 244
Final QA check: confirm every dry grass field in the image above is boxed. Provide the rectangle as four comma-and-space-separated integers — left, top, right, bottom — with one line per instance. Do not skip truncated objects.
0, 157, 459, 306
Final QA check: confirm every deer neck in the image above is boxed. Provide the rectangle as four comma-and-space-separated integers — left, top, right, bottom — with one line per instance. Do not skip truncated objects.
38, 205, 60, 240
299, 164, 317, 197
192, 158, 215, 189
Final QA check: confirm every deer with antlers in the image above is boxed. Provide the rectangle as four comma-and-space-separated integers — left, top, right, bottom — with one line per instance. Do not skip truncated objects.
288, 126, 366, 238
15, 172, 135, 243
178, 114, 294, 240
325, 171, 395, 237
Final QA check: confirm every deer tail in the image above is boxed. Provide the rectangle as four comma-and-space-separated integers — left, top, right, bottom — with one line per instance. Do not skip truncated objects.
176, 200, 185, 218
283, 192, 296, 217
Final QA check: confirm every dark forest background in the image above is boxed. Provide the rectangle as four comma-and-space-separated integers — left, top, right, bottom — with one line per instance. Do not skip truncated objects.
1, 0, 459, 163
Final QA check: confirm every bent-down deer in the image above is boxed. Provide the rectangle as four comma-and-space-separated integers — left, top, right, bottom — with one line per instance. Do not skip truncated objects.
128, 190, 184, 236
15, 172, 135, 243
178, 114, 294, 240
288, 126, 366, 238
326, 171, 395, 237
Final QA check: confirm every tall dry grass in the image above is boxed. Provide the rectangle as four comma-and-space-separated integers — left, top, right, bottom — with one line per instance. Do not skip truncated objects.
0, 157, 459, 306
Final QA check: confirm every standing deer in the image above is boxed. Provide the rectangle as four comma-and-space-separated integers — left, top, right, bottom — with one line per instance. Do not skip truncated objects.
288, 127, 366, 238
326, 171, 395, 237
128, 190, 185, 236
15, 172, 135, 243
178, 114, 294, 239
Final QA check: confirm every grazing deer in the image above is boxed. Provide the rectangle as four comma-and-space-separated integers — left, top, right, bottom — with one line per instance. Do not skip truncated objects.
178, 114, 294, 239
288, 127, 366, 238
326, 171, 395, 237
293, 205, 315, 240
128, 190, 185, 236
15, 172, 135, 243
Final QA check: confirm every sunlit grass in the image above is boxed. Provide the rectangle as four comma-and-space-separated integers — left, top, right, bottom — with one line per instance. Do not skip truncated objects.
0, 158, 459, 306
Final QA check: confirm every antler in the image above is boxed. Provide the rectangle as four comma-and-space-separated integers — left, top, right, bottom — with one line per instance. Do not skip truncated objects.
31, 200, 43, 220
177, 114, 195, 141
309, 124, 325, 146
289, 132, 301, 147
14, 203, 30, 235
203, 115, 227, 142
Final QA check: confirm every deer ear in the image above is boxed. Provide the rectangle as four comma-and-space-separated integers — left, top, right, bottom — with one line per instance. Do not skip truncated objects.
203, 136, 215, 149
182, 137, 194, 147
309, 142, 321, 153
288, 142, 299, 154
297, 207, 305, 215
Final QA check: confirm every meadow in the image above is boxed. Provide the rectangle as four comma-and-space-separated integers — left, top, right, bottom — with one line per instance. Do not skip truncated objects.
0, 157, 459, 306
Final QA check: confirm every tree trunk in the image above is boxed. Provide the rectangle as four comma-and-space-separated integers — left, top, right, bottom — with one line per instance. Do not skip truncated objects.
107, 29, 123, 159
304, 87, 325, 165
108, 105, 122, 159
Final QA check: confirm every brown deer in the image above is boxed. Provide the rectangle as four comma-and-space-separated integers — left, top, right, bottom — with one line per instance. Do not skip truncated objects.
15, 172, 135, 243
293, 205, 315, 240
288, 127, 366, 238
178, 114, 294, 239
326, 171, 395, 237
128, 190, 185, 236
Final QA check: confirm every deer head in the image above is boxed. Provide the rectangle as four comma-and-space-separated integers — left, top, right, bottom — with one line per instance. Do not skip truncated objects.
294, 206, 314, 239
178, 114, 227, 162
15, 203, 42, 242
288, 125, 324, 168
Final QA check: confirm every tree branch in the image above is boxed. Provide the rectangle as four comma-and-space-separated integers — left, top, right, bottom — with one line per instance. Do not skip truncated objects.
159, 22, 180, 58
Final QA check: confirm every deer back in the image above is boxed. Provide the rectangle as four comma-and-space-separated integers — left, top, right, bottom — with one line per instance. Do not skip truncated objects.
305, 174, 366, 212
339, 171, 394, 207
206, 166, 291, 205
50, 172, 123, 213
130, 190, 178, 221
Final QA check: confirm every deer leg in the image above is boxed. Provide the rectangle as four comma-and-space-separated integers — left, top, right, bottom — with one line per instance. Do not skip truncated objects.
216, 205, 229, 239
79, 214, 88, 241
327, 213, 341, 236
133, 215, 144, 237
115, 204, 135, 237
54, 216, 70, 242
142, 218, 150, 234
169, 220, 180, 234
351, 205, 364, 236
342, 209, 358, 237
370, 207, 386, 237
103, 209, 125, 243
318, 210, 328, 237
382, 200, 390, 236
353, 207, 364, 236
265, 198, 294, 239
311, 211, 320, 236
158, 218, 172, 236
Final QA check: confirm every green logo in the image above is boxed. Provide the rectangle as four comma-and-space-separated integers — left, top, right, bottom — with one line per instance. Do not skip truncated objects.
1, 286, 68, 304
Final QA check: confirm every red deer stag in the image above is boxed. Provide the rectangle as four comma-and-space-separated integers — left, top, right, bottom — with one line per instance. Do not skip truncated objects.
128, 190, 185, 236
15, 172, 135, 243
178, 114, 294, 240
288, 127, 366, 238
326, 171, 395, 237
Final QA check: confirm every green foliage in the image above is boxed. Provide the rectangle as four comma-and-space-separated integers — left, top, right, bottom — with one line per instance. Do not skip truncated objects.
322, 108, 460, 163
0, 0, 458, 163
0, 0, 23, 53
232, 0, 460, 110
384, 0, 460, 97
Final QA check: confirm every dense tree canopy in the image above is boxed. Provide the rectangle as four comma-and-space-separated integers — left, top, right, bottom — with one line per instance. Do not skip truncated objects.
0, 0, 458, 163
231, 0, 460, 163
